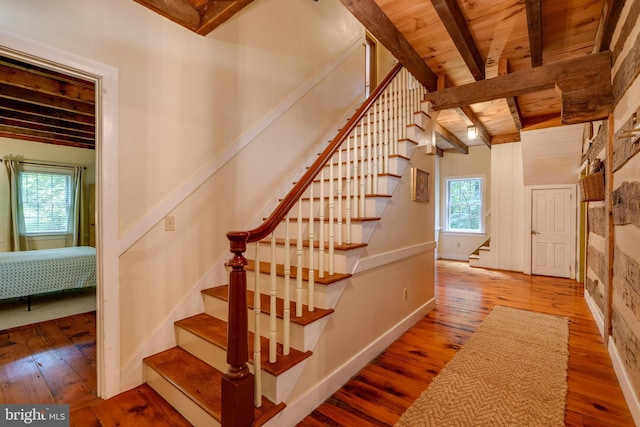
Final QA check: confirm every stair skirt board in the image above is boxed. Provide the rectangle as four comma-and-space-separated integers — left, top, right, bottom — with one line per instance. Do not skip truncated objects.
263, 297, 436, 427
146, 368, 219, 427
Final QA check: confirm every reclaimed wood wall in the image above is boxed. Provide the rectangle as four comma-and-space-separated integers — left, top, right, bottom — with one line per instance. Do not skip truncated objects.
583, 1, 640, 415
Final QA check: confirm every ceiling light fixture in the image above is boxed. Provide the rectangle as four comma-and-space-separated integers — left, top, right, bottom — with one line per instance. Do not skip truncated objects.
467, 125, 477, 139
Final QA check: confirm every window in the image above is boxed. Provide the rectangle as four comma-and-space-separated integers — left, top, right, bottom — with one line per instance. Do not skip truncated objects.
445, 176, 484, 233
20, 168, 73, 235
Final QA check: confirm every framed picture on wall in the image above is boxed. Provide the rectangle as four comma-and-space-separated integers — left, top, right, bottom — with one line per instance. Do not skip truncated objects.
411, 167, 429, 203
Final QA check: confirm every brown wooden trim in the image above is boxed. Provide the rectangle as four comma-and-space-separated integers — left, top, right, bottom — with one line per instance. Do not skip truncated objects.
595, 0, 625, 54
198, 0, 256, 35
604, 113, 614, 343
498, 58, 523, 130
491, 132, 521, 144
612, 0, 640, 64
436, 147, 444, 157
459, 106, 491, 148
435, 122, 468, 154
339, 0, 438, 91
424, 52, 611, 110
431, 0, 484, 81
524, 0, 543, 67
613, 30, 640, 104
132, 0, 199, 31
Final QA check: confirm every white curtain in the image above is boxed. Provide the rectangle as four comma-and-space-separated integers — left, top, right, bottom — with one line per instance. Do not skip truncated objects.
5, 159, 30, 251
65, 166, 85, 247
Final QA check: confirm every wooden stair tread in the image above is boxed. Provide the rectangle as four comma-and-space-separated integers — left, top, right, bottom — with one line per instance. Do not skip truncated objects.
175, 313, 313, 376
143, 347, 284, 424
203, 285, 334, 326
247, 259, 352, 285
259, 237, 367, 251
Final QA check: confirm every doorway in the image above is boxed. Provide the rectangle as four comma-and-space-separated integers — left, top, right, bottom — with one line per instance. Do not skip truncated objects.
526, 186, 577, 279
0, 29, 120, 398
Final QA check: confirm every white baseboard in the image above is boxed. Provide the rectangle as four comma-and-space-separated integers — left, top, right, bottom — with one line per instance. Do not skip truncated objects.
584, 288, 605, 338
608, 339, 640, 426
266, 297, 437, 427
437, 252, 469, 261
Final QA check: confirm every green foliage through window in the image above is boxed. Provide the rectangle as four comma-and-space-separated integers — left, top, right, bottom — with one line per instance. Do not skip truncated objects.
446, 177, 482, 232
20, 171, 72, 234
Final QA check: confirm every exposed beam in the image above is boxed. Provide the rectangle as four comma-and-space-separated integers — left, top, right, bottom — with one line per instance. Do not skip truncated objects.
594, 0, 625, 53
491, 132, 521, 145
132, 0, 200, 32
0, 84, 94, 116
460, 106, 491, 148
339, 0, 438, 91
430, 0, 485, 81
525, 0, 543, 67
498, 58, 523, 130
423, 51, 612, 110
521, 114, 563, 131
199, 0, 256, 35
436, 147, 444, 157
435, 122, 468, 154
0, 99, 95, 126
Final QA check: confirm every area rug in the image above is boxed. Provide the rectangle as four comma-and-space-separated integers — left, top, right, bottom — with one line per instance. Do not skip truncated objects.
0, 288, 96, 331
395, 305, 569, 427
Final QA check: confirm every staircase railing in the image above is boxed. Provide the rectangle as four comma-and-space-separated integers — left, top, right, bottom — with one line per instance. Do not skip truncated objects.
223, 63, 427, 426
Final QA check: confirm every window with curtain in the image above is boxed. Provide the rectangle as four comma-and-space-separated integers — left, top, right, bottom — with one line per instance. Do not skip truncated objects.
20, 169, 73, 234
445, 176, 484, 233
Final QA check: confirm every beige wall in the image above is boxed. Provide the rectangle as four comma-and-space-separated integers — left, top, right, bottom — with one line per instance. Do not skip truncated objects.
0, 137, 96, 251
438, 145, 491, 260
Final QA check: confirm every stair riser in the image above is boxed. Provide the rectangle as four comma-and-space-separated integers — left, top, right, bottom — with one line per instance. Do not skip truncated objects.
335, 138, 416, 159
176, 328, 289, 404
307, 174, 401, 198
296, 195, 387, 219
203, 294, 327, 352
272, 220, 377, 244
316, 156, 408, 182
246, 271, 349, 310
253, 243, 363, 274
145, 367, 219, 427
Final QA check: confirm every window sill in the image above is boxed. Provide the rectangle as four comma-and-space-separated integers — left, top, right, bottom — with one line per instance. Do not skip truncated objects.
441, 231, 486, 238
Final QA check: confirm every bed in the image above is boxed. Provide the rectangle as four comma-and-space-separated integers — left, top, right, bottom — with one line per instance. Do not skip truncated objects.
0, 246, 96, 309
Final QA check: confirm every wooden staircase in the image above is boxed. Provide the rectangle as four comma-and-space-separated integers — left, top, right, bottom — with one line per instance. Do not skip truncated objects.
141, 65, 431, 426
469, 238, 491, 268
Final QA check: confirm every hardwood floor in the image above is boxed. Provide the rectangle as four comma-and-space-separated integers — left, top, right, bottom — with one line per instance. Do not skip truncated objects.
0, 261, 634, 426
299, 260, 636, 426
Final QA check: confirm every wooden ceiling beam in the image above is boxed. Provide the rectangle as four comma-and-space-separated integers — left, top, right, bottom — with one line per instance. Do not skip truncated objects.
524, 0, 543, 67
339, 0, 438, 91
199, 0, 256, 35
431, 0, 484, 81
491, 132, 521, 144
133, 0, 200, 32
0, 84, 94, 116
459, 106, 491, 148
0, 108, 95, 134
424, 51, 612, 110
0, 117, 94, 139
436, 147, 444, 157
435, 122, 468, 154
594, 0, 625, 53
0, 126, 94, 148
498, 58, 523, 130
0, 98, 95, 126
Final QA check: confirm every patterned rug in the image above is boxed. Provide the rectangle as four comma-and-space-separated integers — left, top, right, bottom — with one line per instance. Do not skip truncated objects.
395, 305, 569, 427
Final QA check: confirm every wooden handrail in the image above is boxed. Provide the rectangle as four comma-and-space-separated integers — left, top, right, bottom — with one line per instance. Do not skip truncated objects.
222, 63, 403, 426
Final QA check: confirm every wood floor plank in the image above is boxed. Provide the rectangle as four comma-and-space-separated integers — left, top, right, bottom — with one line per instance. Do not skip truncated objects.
298, 260, 635, 426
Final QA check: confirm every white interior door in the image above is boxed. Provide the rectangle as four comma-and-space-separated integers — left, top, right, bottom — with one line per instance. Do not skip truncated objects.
531, 188, 573, 278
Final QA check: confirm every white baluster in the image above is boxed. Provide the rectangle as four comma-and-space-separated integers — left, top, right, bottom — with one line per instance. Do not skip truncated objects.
283, 215, 291, 356
328, 152, 335, 276
373, 100, 379, 194
346, 135, 352, 244
366, 110, 372, 196
269, 234, 277, 363
296, 203, 303, 317
352, 123, 360, 218
318, 169, 325, 279
254, 242, 262, 408
384, 85, 390, 174
308, 183, 315, 312
337, 145, 343, 246
359, 118, 366, 217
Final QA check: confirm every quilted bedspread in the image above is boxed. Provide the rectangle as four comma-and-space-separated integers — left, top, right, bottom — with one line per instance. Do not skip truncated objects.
0, 246, 96, 300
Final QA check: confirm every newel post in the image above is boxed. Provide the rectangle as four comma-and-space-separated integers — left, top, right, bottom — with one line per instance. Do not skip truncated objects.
222, 231, 254, 427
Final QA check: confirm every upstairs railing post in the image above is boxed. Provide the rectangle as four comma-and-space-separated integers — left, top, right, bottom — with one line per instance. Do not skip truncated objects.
222, 231, 254, 427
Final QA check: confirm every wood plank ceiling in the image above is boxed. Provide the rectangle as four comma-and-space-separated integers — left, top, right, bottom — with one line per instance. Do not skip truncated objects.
0, 56, 96, 150
2, 0, 619, 155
